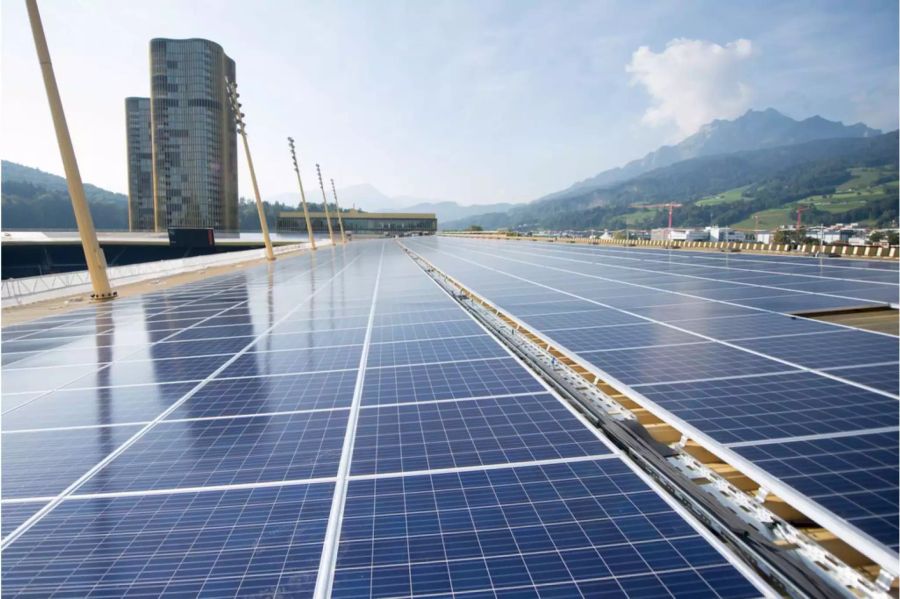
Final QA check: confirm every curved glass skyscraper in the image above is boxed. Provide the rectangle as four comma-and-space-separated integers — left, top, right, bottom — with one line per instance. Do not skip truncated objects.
148, 38, 238, 232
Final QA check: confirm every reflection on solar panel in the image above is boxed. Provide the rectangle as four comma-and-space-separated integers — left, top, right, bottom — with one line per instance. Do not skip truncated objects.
0, 242, 771, 597
405, 235, 899, 592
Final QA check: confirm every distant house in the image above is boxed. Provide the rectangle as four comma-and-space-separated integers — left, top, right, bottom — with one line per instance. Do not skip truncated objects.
650, 228, 708, 242
705, 226, 746, 242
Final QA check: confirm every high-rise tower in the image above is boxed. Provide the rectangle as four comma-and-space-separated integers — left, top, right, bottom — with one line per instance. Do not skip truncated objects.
149, 38, 238, 231
125, 97, 153, 231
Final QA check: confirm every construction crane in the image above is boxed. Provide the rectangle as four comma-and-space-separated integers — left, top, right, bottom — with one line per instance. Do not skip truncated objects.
795, 204, 810, 243
796, 204, 809, 230
633, 202, 683, 230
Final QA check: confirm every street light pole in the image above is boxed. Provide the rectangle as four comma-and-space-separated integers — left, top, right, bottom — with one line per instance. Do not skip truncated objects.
315, 164, 335, 245
226, 79, 275, 261
287, 137, 316, 250
25, 0, 115, 300
330, 178, 347, 243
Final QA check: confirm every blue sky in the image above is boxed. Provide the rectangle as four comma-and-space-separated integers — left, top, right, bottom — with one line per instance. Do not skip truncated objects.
2, 0, 897, 205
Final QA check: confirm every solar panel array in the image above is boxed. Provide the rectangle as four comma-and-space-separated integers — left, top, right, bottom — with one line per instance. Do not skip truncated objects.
1, 243, 767, 597
406, 236, 899, 559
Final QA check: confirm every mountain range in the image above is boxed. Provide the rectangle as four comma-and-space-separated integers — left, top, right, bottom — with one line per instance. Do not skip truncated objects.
534, 108, 881, 205
443, 109, 893, 230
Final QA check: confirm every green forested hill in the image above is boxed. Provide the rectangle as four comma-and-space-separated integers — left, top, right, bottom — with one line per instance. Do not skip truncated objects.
1, 161, 129, 230
1, 161, 349, 232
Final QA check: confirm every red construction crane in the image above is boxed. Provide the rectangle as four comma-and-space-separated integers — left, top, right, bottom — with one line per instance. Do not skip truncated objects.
795, 204, 808, 231
632, 203, 683, 230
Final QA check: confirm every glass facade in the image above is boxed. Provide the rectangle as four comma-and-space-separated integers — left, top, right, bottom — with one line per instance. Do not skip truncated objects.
125, 97, 153, 231
277, 211, 437, 235
149, 39, 238, 232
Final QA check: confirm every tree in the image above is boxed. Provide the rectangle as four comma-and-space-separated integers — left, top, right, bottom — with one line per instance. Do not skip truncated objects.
773, 230, 794, 244
467, 224, 484, 232
869, 231, 885, 243
889, 231, 899, 245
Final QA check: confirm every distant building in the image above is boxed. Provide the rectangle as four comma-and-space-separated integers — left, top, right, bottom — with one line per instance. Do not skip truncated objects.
754, 231, 774, 244
149, 38, 238, 232
705, 226, 746, 242
650, 228, 708, 242
277, 210, 437, 235
125, 97, 153, 231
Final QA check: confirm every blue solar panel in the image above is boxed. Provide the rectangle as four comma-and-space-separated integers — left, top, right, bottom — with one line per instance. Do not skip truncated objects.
404, 235, 900, 581
630, 301, 754, 322
2, 425, 143, 498
150, 336, 258, 358
78, 410, 348, 494
264, 328, 368, 350
370, 319, 485, 343
219, 345, 362, 377
167, 322, 259, 341
671, 312, 838, 340
7, 354, 230, 394
366, 335, 506, 368
585, 342, 793, 386
823, 363, 899, 395
0, 502, 45, 539
635, 372, 896, 443
740, 294, 884, 312
352, 394, 611, 475
362, 357, 546, 406
733, 432, 899, 549
523, 309, 645, 331
732, 330, 899, 370
333, 460, 761, 598
172, 371, 358, 417
375, 309, 471, 327
1, 483, 333, 596
277, 315, 372, 333
10, 237, 893, 596
2, 381, 195, 430
547, 323, 705, 352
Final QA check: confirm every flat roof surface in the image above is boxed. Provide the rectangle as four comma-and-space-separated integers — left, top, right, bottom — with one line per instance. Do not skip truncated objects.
1, 237, 897, 595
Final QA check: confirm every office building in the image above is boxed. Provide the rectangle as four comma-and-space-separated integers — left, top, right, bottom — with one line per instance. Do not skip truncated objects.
125, 97, 154, 231
650, 227, 709, 242
149, 38, 238, 231
277, 209, 437, 236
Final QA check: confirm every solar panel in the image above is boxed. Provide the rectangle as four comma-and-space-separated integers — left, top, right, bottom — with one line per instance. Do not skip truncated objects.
3, 425, 144, 498
731, 329, 899, 370
582, 343, 795, 386
733, 431, 899, 550
635, 372, 897, 443
333, 461, 761, 598
823, 363, 900, 394
404, 235, 899, 587
2, 483, 333, 596
76, 410, 348, 494
370, 319, 484, 343
352, 394, 611, 475
10, 237, 895, 595
361, 357, 546, 406
366, 335, 506, 368
2, 382, 196, 430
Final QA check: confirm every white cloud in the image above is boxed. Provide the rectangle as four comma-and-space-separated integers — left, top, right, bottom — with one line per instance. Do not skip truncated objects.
626, 38, 755, 136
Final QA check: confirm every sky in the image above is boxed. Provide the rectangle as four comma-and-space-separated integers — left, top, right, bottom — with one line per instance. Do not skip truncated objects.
2, 0, 897, 205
